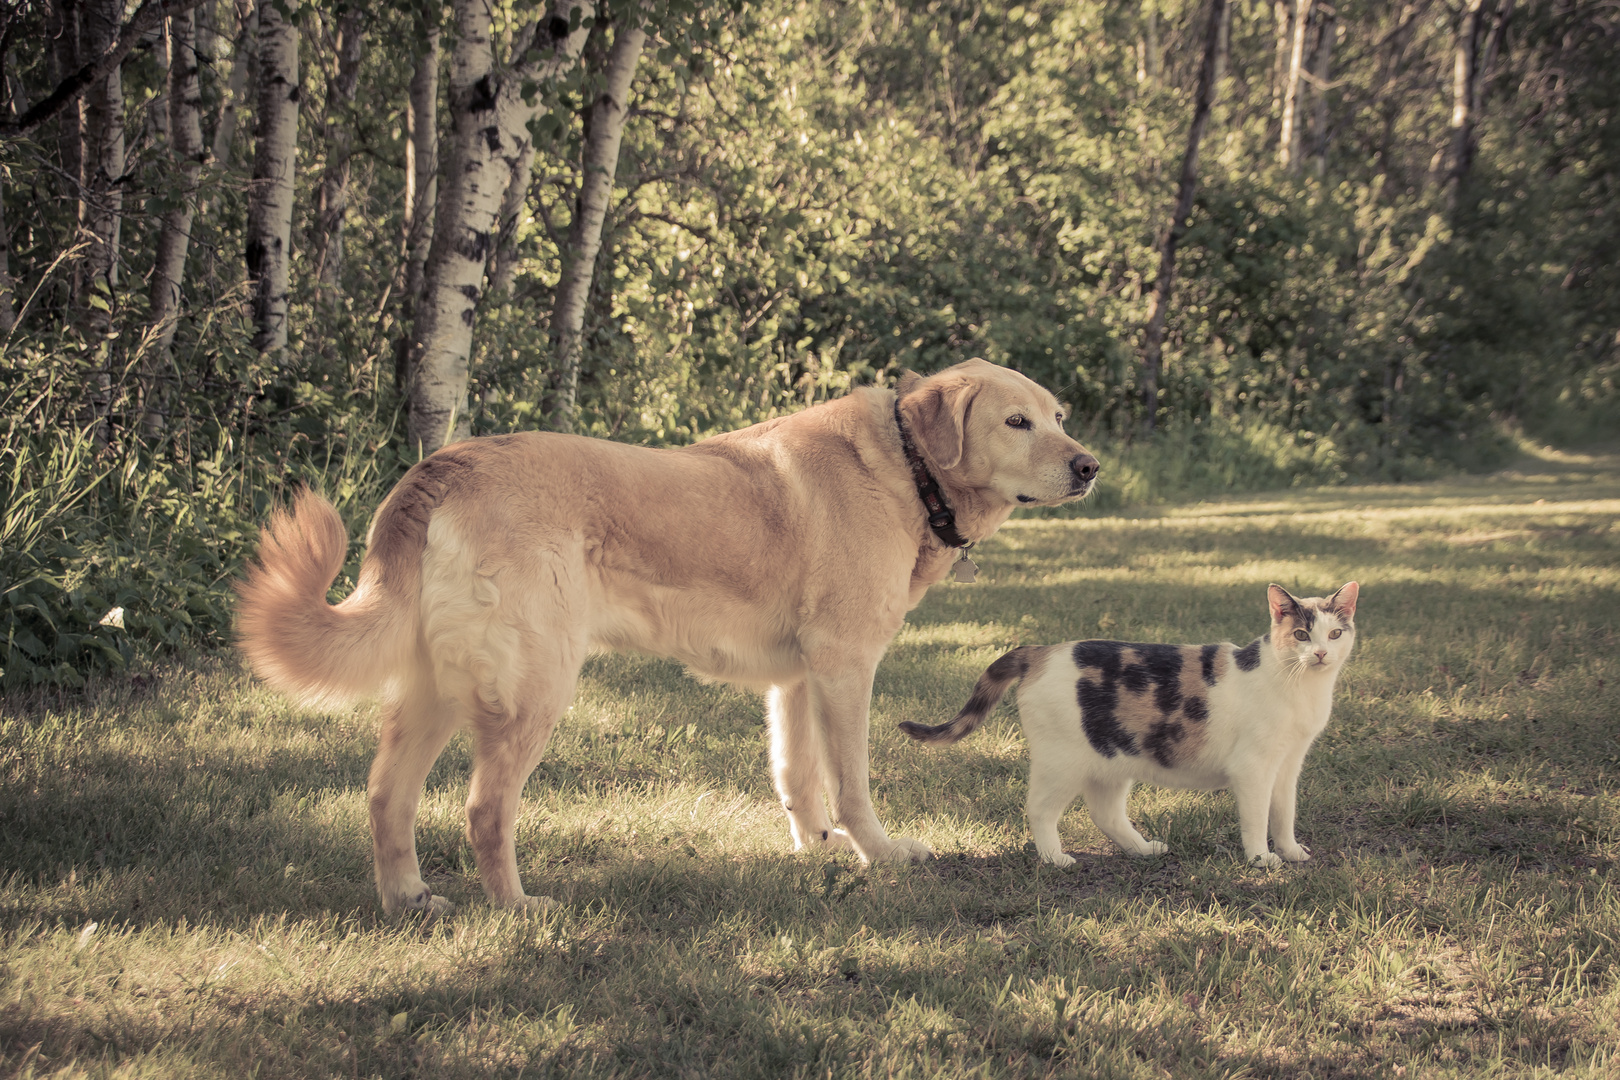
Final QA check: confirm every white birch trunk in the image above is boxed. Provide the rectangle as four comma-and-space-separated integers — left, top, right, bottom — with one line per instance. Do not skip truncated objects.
407, 0, 592, 454
397, 28, 440, 393
80, 0, 124, 445
246, 0, 298, 356
146, 7, 207, 434
211, 0, 257, 167
82, 0, 124, 304
543, 15, 647, 431
1446, 0, 1511, 203
313, 9, 364, 289
1277, 0, 1312, 170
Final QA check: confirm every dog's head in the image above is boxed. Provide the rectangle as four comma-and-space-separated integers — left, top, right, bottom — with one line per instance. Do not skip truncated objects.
897, 358, 1098, 507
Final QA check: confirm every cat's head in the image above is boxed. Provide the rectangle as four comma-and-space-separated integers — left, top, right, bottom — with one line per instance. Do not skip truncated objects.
1267, 582, 1359, 674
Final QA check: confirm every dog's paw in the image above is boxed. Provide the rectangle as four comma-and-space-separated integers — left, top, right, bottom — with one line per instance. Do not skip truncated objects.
1133, 840, 1170, 857
502, 894, 559, 914
1041, 850, 1077, 868
393, 886, 454, 918
870, 836, 935, 864
1278, 843, 1312, 863
1248, 852, 1284, 870
795, 828, 856, 854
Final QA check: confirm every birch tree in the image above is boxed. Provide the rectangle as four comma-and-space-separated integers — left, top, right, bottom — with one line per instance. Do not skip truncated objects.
145, 7, 207, 434
79, 0, 124, 444
1276, 0, 1312, 170
1445, 0, 1514, 207
406, 0, 593, 454
312, 9, 365, 289
245, 0, 299, 356
396, 26, 440, 392
542, 10, 647, 429
1140, 0, 1227, 433
211, 0, 257, 166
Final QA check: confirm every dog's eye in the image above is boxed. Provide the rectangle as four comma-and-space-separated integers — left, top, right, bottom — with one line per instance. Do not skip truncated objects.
1006, 415, 1030, 429
1293, 629, 1311, 642
1055, 413, 1065, 425
1328, 629, 1342, 639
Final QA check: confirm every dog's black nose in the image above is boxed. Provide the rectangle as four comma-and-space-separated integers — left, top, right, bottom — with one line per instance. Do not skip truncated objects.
1070, 453, 1099, 483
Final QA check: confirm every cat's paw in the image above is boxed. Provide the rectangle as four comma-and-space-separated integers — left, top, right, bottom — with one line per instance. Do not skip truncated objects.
1278, 843, 1312, 863
1135, 840, 1170, 857
1248, 852, 1284, 869
1040, 850, 1076, 868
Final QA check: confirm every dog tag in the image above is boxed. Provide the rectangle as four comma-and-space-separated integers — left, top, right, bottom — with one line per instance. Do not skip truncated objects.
951, 551, 978, 583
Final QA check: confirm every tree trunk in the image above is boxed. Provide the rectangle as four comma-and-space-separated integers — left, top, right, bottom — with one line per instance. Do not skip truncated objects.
543, 15, 647, 431
1277, 0, 1312, 171
396, 27, 440, 394
312, 9, 364, 290
211, 0, 257, 167
1140, 0, 1227, 434
1309, 7, 1336, 174
145, 7, 206, 436
407, 0, 593, 454
0, 170, 14, 336
1271, 0, 1290, 119
489, 136, 535, 299
245, 0, 298, 356
1445, 0, 1513, 206
79, 0, 124, 445
47, 0, 84, 239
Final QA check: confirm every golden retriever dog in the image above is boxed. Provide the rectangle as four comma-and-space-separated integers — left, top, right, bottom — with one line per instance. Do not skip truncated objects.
236, 359, 1098, 915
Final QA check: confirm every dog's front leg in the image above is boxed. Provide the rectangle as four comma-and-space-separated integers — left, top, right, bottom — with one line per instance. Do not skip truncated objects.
807, 662, 934, 865
768, 681, 853, 853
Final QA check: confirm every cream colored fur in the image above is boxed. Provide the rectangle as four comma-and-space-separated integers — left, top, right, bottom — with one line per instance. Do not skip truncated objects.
237, 359, 1098, 915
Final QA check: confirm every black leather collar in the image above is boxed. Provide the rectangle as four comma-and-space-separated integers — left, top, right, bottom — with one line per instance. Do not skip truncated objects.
893, 398, 972, 550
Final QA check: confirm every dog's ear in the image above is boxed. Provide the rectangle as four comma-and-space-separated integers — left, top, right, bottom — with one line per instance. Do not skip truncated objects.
895, 368, 923, 395
902, 376, 978, 470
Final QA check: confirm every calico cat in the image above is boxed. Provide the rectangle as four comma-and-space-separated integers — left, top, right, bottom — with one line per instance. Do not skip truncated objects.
900, 582, 1359, 868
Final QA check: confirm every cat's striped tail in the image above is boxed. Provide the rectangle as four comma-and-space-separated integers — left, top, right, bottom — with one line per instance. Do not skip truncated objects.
898, 646, 1038, 744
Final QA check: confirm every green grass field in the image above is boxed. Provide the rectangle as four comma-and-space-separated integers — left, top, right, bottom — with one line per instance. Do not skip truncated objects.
2, 446, 1617, 1078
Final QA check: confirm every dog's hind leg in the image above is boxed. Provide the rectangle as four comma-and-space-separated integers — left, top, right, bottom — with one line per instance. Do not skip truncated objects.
463, 640, 584, 911
768, 680, 851, 853
368, 673, 461, 916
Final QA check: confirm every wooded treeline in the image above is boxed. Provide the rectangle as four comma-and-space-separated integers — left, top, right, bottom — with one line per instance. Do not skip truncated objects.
0, 0, 1616, 687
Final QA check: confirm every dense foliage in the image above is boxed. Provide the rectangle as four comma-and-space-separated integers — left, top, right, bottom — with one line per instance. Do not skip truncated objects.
1, 0, 1616, 685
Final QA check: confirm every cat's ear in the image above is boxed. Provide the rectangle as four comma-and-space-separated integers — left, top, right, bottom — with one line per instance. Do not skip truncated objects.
1329, 581, 1359, 618
1267, 584, 1298, 623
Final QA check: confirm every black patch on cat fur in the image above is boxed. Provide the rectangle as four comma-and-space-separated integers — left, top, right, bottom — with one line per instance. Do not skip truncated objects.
1073, 641, 1191, 758
1234, 637, 1262, 671
1200, 643, 1220, 685
1182, 695, 1208, 723
1072, 641, 1135, 758
1143, 719, 1186, 767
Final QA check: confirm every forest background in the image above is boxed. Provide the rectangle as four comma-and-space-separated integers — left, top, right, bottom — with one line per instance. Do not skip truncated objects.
0, 0, 1615, 690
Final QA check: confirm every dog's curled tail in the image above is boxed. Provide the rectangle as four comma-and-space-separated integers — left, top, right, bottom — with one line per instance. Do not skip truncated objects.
235, 488, 416, 710
898, 646, 1037, 744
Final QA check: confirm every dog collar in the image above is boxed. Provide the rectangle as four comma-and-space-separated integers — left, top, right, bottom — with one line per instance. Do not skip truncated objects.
893, 398, 973, 551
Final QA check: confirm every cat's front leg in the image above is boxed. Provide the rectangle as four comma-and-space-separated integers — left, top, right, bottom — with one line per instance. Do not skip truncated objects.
1231, 773, 1283, 868
1269, 747, 1312, 862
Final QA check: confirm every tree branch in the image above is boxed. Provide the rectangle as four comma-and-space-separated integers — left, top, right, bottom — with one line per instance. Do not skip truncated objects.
0, 0, 209, 139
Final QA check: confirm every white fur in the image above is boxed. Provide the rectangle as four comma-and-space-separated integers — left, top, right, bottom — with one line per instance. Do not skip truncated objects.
1018, 588, 1357, 869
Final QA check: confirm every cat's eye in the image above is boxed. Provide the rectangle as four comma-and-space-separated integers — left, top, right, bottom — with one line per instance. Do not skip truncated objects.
1006, 415, 1031, 429
1328, 629, 1342, 639
1293, 629, 1311, 641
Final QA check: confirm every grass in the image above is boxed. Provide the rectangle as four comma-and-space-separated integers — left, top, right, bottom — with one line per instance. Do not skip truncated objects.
1, 444, 1617, 1078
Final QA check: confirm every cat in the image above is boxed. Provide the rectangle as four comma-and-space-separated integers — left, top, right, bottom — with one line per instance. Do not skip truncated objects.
900, 582, 1359, 868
